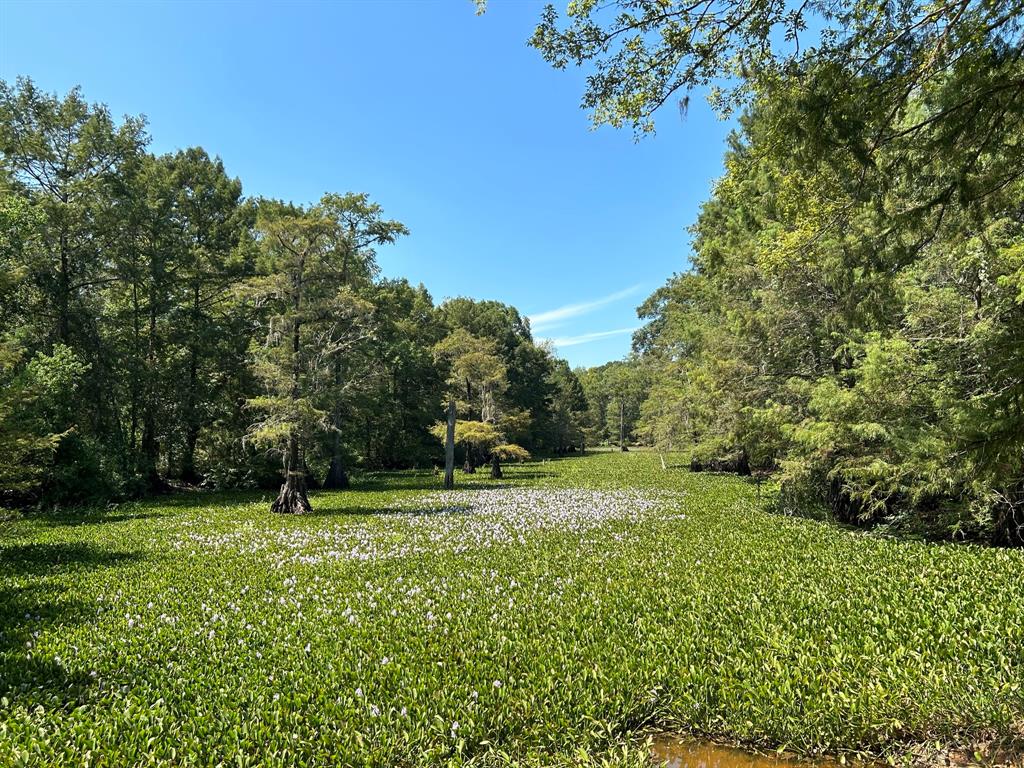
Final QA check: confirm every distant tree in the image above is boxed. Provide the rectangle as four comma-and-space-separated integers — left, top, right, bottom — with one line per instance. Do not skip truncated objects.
440, 298, 556, 449
433, 329, 507, 485
489, 442, 531, 478
547, 356, 588, 452
429, 420, 530, 479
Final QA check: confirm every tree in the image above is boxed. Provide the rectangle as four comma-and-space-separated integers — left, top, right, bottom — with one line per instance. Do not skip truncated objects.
433, 329, 507, 486
0, 80, 604, 512
576, 360, 649, 450
1, 78, 148, 499
489, 442, 531, 478
0, 196, 87, 499
440, 298, 556, 450
163, 148, 249, 485
529, 0, 1024, 153
0, 345, 87, 499
429, 420, 530, 479
623, 70, 1024, 539
246, 197, 377, 514
349, 280, 446, 471
547, 356, 588, 453
318, 194, 408, 489
0, 78, 146, 346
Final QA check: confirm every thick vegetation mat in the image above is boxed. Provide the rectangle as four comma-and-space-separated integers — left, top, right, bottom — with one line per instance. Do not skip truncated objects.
1, 453, 1022, 766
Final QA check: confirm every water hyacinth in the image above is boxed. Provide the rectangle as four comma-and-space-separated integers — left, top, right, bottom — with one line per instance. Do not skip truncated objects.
170, 487, 678, 567
1, 452, 1022, 767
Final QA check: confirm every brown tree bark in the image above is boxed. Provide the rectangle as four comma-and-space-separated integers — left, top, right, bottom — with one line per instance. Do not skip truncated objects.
180, 283, 203, 485
444, 396, 456, 489
273, 250, 311, 514
323, 431, 350, 489
273, 433, 311, 514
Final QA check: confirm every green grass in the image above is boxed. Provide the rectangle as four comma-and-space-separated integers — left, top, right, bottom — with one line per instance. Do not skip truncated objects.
1, 452, 1022, 767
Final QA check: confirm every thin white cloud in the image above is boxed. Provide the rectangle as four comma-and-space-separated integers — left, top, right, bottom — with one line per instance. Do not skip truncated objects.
540, 327, 638, 348
528, 284, 643, 332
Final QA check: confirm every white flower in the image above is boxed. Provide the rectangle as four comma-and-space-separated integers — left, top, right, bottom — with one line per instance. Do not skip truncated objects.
493, 679, 502, 688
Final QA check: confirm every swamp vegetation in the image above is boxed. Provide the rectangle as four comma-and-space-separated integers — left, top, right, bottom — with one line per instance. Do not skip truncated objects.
2, 452, 1022, 766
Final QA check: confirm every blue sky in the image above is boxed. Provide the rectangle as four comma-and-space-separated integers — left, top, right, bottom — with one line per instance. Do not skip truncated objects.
0, 0, 734, 367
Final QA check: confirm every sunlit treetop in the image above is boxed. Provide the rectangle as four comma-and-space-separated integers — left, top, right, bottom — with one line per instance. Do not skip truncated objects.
526, 0, 1024, 139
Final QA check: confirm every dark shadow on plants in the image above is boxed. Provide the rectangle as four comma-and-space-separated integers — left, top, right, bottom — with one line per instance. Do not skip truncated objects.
0, 583, 100, 712
1, 541, 142, 578
1, 542, 143, 709
27, 509, 169, 528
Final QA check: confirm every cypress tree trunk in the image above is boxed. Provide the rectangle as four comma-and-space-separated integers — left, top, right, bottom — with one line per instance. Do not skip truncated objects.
181, 423, 201, 485
490, 453, 502, 479
273, 433, 311, 514
323, 431, 350, 489
180, 283, 203, 485
141, 282, 165, 493
140, 413, 163, 492
324, 358, 350, 489
57, 228, 70, 344
444, 396, 456, 489
736, 447, 751, 476
273, 258, 311, 514
619, 400, 627, 451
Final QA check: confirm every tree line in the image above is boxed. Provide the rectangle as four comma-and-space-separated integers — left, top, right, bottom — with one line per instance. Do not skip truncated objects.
532, 0, 1024, 543
0, 78, 590, 511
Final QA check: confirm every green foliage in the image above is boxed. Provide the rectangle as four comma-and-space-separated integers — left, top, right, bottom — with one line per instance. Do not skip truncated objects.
0, 344, 85, 497
530, 0, 1023, 541
490, 443, 531, 462
2, 452, 1022, 765
429, 420, 530, 470
0, 79, 580, 506
530, 0, 1024, 154
434, 328, 508, 421
577, 359, 650, 448
616, 61, 1024, 541
440, 299, 561, 449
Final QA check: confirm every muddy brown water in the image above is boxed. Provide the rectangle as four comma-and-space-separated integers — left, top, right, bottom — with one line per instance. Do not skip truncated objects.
650, 736, 845, 768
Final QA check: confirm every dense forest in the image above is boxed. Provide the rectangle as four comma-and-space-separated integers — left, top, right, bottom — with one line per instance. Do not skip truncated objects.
4, 0, 1023, 541
3, 3, 1024, 764
533, 0, 1024, 544
0, 78, 589, 510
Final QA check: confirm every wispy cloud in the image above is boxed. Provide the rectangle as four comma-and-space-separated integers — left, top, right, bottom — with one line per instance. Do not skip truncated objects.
540, 327, 638, 348
528, 284, 643, 332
